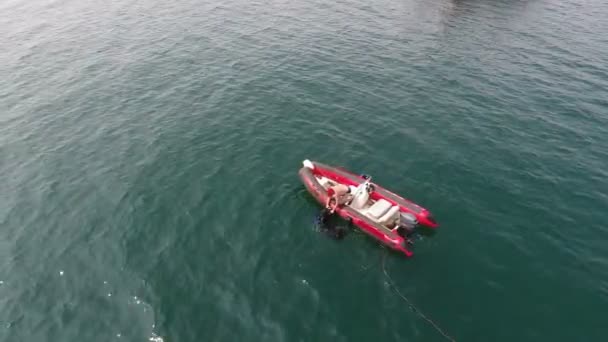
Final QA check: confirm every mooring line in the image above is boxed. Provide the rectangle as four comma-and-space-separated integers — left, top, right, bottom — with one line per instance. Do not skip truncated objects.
357, 252, 383, 272
382, 252, 457, 342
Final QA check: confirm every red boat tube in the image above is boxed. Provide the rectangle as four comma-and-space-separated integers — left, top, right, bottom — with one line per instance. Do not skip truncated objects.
299, 160, 439, 257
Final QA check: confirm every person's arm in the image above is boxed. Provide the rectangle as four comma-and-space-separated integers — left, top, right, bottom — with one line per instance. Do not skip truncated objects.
326, 188, 333, 208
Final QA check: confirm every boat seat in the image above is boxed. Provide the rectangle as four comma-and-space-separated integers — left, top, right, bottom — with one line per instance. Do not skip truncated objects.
378, 205, 400, 226
366, 199, 392, 219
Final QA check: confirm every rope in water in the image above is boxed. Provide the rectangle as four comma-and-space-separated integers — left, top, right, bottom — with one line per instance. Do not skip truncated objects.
382, 252, 457, 342
315, 209, 456, 340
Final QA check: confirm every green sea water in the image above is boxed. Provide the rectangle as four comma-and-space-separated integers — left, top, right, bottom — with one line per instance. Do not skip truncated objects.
2, 0, 608, 341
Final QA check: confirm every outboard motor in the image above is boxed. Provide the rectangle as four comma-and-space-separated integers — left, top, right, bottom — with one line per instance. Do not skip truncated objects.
396, 213, 419, 237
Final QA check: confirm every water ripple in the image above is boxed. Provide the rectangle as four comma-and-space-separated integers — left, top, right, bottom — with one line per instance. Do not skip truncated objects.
2, 0, 608, 341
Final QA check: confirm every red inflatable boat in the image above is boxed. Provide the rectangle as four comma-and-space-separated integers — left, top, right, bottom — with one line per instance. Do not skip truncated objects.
299, 159, 438, 257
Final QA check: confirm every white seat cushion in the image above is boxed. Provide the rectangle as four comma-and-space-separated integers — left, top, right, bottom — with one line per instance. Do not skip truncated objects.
366, 199, 392, 219
378, 206, 400, 225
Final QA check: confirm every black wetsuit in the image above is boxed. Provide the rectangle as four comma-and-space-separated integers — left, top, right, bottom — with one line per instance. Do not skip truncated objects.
317, 208, 348, 240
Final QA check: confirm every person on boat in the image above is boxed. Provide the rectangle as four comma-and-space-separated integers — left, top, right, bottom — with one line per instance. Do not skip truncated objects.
325, 184, 352, 213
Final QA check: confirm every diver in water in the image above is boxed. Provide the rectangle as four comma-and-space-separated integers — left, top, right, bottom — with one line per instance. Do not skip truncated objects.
317, 207, 349, 240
